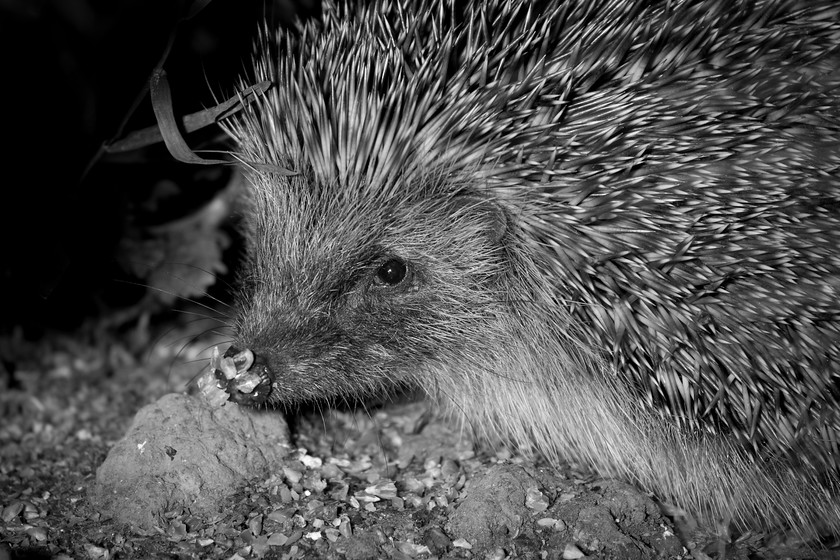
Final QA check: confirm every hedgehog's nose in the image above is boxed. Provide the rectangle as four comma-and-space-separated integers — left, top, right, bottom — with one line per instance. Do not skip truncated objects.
217, 346, 275, 405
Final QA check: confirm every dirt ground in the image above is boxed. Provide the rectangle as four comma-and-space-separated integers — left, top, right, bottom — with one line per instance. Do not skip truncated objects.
2, 313, 839, 560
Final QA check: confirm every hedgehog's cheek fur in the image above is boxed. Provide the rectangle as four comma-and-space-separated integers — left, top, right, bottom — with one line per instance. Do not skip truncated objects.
227, 305, 433, 407
226, 194, 516, 408
230, 270, 520, 408
228, 274, 497, 408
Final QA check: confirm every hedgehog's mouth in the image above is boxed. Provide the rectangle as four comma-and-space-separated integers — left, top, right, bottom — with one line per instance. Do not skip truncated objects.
211, 346, 275, 405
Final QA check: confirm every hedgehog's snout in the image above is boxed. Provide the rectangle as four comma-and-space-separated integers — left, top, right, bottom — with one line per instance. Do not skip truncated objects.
214, 346, 275, 405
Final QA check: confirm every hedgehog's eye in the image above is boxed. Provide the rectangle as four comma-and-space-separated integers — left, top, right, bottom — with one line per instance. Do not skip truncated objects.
375, 258, 408, 286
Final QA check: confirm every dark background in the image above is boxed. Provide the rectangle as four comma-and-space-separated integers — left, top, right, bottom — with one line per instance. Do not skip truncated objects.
0, 0, 317, 336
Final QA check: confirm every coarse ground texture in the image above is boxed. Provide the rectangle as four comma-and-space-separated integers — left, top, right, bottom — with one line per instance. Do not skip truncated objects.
2, 313, 839, 560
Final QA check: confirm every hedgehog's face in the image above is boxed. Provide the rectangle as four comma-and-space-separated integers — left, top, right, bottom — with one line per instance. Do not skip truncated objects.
223, 181, 512, 408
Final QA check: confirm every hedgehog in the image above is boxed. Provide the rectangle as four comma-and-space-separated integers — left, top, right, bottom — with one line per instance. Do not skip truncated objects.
208, 0, 840, 539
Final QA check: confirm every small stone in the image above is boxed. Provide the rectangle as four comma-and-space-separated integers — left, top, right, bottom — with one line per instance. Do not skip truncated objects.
251, 535, 271, 556
283, 467, 303, 484
562, 543, 585, 559
248, 514, 263, 536
452, 538, 473, 549
402, 477, 426, 494
1, 502, 24, 522
267, 533, 288, 546
84, 544, 110, 560
365, 480, 398, 499
525, 486, 549, 512
300, 455, 323, 468
396, 542, 431, 557
441, 458, 460, 478
486, 548, 507, 560
338, 516, 352, 538
25, 526, 47, 541
536, 517, 565, 531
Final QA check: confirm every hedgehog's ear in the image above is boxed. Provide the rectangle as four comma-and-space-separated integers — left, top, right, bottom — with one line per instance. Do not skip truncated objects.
448, 195, 508, 244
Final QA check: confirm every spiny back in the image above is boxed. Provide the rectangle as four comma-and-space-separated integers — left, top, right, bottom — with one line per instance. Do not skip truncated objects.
227, 0, 840, 470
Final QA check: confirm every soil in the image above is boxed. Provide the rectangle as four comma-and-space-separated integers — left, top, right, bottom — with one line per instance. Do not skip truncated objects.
2, 313, 839, 560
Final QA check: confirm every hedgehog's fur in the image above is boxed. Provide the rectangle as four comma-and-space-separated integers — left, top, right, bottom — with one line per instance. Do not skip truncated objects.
223, 0, 840, 538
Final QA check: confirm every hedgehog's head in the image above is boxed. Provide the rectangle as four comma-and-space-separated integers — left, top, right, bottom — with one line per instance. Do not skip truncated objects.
222, 170, 516, 408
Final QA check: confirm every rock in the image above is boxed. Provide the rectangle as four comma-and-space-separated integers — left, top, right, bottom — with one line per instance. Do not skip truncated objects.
448, 464, 534, 548
93, 393, 291, 530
